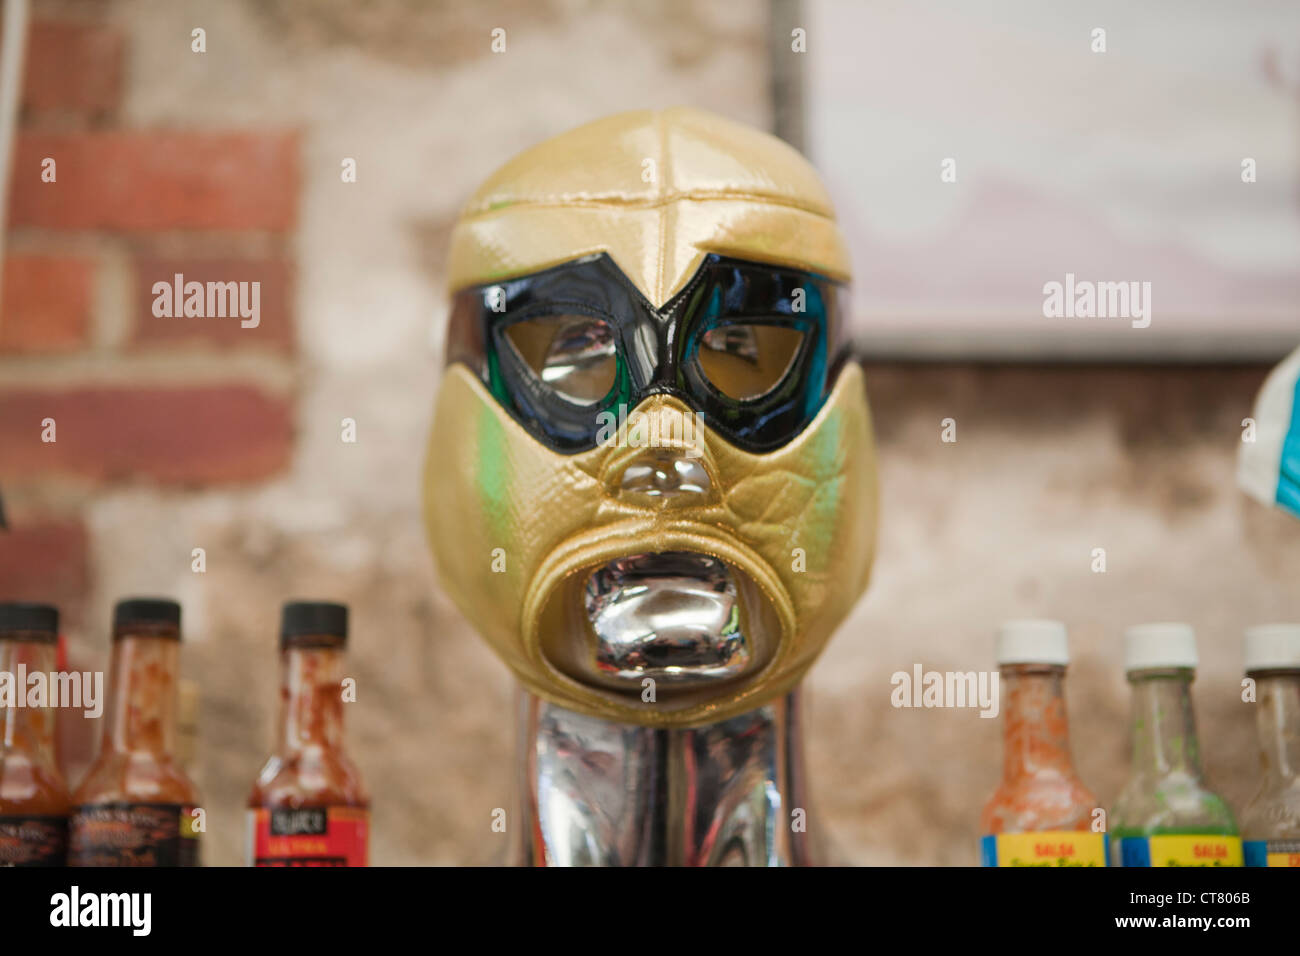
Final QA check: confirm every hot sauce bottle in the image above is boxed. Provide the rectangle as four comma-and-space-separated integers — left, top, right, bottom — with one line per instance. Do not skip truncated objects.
1240, 624, 1300, 867
69, 599, 202, 866
980, 620, 1106, 866
1110, 623, 1241, 867
0, 603, 71, 866
247, 601, 369, 866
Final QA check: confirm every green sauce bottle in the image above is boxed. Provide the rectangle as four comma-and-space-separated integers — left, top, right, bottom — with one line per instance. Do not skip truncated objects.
1240, 624, 1300, 867
1109, 623, 1242, 866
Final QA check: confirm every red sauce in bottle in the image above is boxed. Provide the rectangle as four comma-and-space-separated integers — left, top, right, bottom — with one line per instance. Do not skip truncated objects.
69, 599, 202, 866
247, 602, 368, 866
0, 603, 71, 866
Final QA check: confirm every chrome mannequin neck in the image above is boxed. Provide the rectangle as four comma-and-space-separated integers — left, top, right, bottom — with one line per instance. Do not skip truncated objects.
509, 448, 817, 865
509, 688, 819, 866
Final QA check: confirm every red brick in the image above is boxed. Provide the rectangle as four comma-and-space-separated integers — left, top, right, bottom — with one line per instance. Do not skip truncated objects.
0, 386, 293, 483
20, 20, 124, 120
9, 131, 299, 232
0, 521, 89, 618
0, 255, 93, 353
131, 258, 294, 351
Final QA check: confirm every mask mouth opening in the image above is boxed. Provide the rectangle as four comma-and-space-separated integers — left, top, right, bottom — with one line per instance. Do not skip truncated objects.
586, 552, 746, 683
538, 550, 781, 705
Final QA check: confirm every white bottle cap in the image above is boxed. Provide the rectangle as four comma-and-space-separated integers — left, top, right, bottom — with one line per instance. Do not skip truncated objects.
1244, 624, 1300, 672
1125, 622, 1198, 672
996, 619, 1069, 666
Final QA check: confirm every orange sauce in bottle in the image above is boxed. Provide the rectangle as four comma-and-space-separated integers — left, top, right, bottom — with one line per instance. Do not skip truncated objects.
980, 621, 1104, 866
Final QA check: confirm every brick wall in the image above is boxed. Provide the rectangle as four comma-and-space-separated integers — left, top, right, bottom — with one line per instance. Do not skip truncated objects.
0, 10, 299, 629
0, 0, 777, 868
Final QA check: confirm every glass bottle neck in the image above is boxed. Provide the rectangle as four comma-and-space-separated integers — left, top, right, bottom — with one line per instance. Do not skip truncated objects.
1253, 671, 1300, 782
999, 664, 1075, 780
0, 637, 59, 759
104, 635, 179, 755
1128, 669, 1202, 777
278, 644, 346, 752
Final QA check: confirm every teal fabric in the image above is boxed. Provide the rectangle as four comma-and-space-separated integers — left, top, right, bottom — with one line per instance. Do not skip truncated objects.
1279, 373, 1300, 517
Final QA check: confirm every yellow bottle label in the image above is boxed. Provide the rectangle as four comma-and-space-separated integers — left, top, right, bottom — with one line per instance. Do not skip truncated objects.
1145, 835, 1243, 867
1244, 839, 1300, 866
981, 831, 1107, 866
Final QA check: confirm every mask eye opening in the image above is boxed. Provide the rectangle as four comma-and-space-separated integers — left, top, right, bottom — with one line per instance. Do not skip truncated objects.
500, 313, 619, 407
694, 320, 808, 404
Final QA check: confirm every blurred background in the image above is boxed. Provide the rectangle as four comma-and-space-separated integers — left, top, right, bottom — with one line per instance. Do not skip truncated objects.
0, 0, 1297, 865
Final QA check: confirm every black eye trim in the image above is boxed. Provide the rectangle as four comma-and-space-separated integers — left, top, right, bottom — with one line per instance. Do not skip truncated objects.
446, 252, 849, 454
676, 267, 831, 447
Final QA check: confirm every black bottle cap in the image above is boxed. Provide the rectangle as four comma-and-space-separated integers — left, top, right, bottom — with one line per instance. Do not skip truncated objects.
113, 598, 182, 640
0, 602, 59, 641
281, 601, 348, 648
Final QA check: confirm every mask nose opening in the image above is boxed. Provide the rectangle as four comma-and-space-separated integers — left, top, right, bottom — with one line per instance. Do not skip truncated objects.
617, 449, 712, 500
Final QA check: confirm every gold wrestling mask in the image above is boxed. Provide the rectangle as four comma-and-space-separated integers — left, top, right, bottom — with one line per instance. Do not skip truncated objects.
423, 108, 878, 727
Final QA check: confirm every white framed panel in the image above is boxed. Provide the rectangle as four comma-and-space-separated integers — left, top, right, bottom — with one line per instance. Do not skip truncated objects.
804, 0, 1300, 360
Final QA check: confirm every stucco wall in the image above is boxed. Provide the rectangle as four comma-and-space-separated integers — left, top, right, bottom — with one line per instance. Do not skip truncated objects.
1, 0, 1296, 866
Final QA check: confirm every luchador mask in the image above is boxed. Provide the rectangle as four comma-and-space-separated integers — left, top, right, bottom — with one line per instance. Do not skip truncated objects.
423, 108, 878, 727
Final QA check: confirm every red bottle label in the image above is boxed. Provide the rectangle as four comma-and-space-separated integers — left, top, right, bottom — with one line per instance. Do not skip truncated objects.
248, 807, 368, 866
69, 803, 200, 866
0, 815, 68, 867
